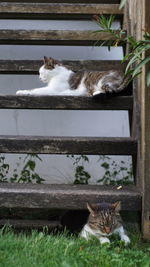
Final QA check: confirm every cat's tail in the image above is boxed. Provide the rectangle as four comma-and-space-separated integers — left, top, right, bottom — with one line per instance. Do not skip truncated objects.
117, 74, 131, 92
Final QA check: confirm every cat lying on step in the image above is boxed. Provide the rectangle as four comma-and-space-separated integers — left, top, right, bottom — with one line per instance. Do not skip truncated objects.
80, 201, 130, 245
16, 56, 129, 96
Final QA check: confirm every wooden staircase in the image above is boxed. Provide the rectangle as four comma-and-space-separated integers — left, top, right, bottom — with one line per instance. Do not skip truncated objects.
0, 0, 141, 230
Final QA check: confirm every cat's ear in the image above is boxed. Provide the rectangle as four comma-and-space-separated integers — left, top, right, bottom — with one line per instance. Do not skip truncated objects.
43, 56, 48, 64
112, 201, 121, 213
87, 202, 98, 217
53, 58, 61, 66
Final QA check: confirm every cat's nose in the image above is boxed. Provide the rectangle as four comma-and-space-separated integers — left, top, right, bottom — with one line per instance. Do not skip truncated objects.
104, 227, 111, 234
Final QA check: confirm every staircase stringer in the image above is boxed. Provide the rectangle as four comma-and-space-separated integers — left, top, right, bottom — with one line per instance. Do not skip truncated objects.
125, 0, 150, 240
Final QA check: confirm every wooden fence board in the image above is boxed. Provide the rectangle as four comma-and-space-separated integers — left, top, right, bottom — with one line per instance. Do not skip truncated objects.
0, 184, 141, 211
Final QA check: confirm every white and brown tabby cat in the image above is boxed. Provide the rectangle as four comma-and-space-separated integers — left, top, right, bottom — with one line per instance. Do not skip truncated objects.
16, 56, 129, 96
80, 201, 130, 245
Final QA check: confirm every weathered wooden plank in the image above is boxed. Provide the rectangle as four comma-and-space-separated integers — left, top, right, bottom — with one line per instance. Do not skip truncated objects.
0, 1, 120, 4
143, 0, 150, 241
0, 3, 123, 19
0, 60, 127, 73
0, 136, 137, 155
0, 184, 141, 211
0, 95, 133, 110
0, 219, 61, 229
0, 30, 125, 46
126, 0, 150, 239
0, 3, 123, 14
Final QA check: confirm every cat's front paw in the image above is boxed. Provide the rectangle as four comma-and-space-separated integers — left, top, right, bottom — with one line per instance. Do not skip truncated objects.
121, 235, 130, 245
99, 237, 110, 245
16, 90, 30, 96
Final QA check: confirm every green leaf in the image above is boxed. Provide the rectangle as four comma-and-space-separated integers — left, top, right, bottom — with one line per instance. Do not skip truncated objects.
119, 0, 128, 9
27, 160, 36, 171
135, 44, 150, 53
108, 15, 115, 29
125, 54, 139, 72
132, 56, 150, 77
101, 162, 109, 169
128, 36, 138, 47
125, 45, 150, 73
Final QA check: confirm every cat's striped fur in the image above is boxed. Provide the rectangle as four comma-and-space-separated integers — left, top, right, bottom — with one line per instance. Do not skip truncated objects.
16, 57, 129, 96
69, 70, 129, 96
80, 202, 130, 245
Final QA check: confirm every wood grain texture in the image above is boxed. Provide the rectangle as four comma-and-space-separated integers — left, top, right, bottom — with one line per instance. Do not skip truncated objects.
0, 2, 123, 20
0, 30, 125, 45
0, 95, 133, 110
0, 60, 127, 73
0, 183, 141, 211
125, 0, 150, 239
0, 135, 137, 155
0, 0, 120, 3
0, 3, 123, 16
126, 0, 150, 239
141, 0, 150, 240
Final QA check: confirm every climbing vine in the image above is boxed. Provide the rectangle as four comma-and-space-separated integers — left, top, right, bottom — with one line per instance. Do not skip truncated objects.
0, 154, 44, 184
68, 155, 133, 185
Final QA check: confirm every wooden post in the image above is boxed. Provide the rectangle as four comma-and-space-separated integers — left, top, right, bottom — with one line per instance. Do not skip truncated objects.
126, 0, 150, 239
141, 0, 150, 240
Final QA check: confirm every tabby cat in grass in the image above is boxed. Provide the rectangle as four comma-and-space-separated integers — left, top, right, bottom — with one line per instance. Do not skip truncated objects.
80, 201, 130, 245
16, 56, 129, 96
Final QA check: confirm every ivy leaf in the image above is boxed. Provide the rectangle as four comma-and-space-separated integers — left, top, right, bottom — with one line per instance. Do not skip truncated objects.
101, 162, 109, 169
28, 160, 36, 171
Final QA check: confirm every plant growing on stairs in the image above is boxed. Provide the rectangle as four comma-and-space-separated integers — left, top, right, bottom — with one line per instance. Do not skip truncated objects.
0, 154, 44, 184
68, 155, 133, 185
93, 15, 150, 86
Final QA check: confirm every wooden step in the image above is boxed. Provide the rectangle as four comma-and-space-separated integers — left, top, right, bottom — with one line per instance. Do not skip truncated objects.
0, 95, 133, 110
0, 136, 137, 155
0, 3, 123, 19
0, 60, 127, 73
0, 29, 124, 45
0, 1, 121, 4
0, 219, 61, 229
0, 183, 141, 211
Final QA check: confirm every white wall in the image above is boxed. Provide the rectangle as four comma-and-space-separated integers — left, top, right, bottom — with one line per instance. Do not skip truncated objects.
0, 19, 131, 184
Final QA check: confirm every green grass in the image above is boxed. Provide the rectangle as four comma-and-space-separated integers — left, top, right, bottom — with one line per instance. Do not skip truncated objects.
0, 228, 149, 267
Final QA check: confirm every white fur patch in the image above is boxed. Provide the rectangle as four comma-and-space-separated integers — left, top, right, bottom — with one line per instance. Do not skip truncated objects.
16, 65, 89, 96
99, 237, 110, 244
114, 226, 131, 245
80, 224, 130, 245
